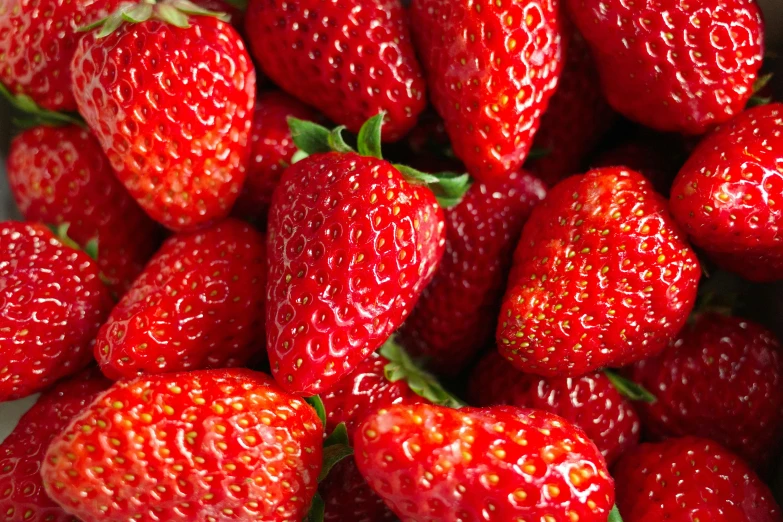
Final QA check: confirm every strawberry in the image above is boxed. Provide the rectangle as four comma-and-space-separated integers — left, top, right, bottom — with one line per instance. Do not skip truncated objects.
0, 0, 123, 112
244, 0, 426, 142
525, 21, 615, 187
232, 91, 318, 227
670, 103, 783, 282
468, 351, 641, 465
497, 167, 701, 376
397, 172, 546, 376
320, 458, 396, 522
95, 219, 266, 380
70, 2, 256, 231
0, 368, 110, 522
628, 312, 783, 471
409, 0, 564, 181
566, 0, 764, 135
41, 368, 324, 522
613, 437, 783, 522
0, 222, 112, 401
591, 132, 689, 197
7, 124, 162, 295
354, 403, 615, 521
266, 115, 465, 395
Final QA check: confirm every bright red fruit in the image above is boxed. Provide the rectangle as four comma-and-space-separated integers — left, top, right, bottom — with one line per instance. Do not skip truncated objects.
232, 91, 318, 227
266, 127, 446, 395
468, 351, 640, 465
497, 167, 700, 377
410, 0, 564, 181
614, 437, 783, 522
0, 222, 112, 401
629, 313, 783, 470
71, 11, 255, 231
0, 369, 110, 522
526, 23, 615, 187
567, 0, 764, 135
670, 103, 783, 282
0, 0, 123, 111
41, 369, 323, 522
397, 172, 546, 375
94, 219, 266, 380
320, 351, 425, 522
354, 403, 614, 522
7, 125, 162, 295
244, 0, 426, 141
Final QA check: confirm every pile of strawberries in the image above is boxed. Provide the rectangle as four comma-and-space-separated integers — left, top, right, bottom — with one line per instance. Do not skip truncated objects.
1, 0, 783, 520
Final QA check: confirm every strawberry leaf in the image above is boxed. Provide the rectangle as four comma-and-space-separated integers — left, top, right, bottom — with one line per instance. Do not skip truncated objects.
82, 0, 229, 38
305, 395, 327, 427
324, 422, 349, 447
305, 493, 325, 522
526, 147, 551, 160
288, 117, 332, 156
357, 112, 384, 159
609, 505, 624, 522
327, 126, 355, 153
0, 82, 84, 127
47, 224, 100, 263
317, 443, 354, 482
395, 165, 471, 207
380, 338, 466, 408
605, 370, 656, 403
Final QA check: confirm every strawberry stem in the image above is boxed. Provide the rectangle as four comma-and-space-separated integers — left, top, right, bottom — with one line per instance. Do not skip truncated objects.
604, 370, 656, 404
380, 338, 466, 408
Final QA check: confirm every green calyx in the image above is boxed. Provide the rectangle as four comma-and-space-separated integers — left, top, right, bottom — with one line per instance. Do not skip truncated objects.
604, 370, 656, 404
0, 82, 84, 128
79, 0, 229, 38
48, 223, 99, 262
380, 338, 466, 408
288, 113, 472, 208
608, 505, 624, 522
748, 73, 773, 108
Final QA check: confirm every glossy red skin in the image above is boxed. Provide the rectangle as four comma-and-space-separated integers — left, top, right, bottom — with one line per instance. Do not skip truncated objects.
629, 313, 783, 470
670, 103, 783, 282
71, 17, 255, 232
0, 222, 112, 401
320, 352, 425, 522
497, 167, 701, 377
526, 23, 615, 187
567, 0, 764, 135
95, 219, 266, 380
468, 351, 640, 466
7, 125, 162, 295
614, 437, 783, 522
266, 152, 445, 395
397, 172, 546, 376
232, 91, 318, 227
42, 369, 323, 522
592, 134, 688, 197
0, 0, 123, 111
244, 0, 425, 142
355, 403, 614, 522
410, 0, 564, 182
0, 369, 110, 522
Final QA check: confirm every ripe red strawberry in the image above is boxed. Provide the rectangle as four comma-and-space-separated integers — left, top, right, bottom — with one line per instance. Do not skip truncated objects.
670, 103, 783, 282
41, 369, 323, 522
232, 91, 318, 227
244, 0, 426, 141
397, 172, 546, 376
320, 458, 396, 522
0, 0, 123, 112
614, 437, 783, 522
266, 115, 457, 395
410, 0, 564, 181
95, 219, 266, 380
468, 351, 640, 465
497, 167, 700, 376
7, 125, 162, 295
354, 403, 615, 521
0, 222, 112, 401
0, 368, 110, 522
71, 4, 256, 231
591, 132, 689, 197
526, 22, 615, 187
628, 312, 783, 470
566, 0, 764, 135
